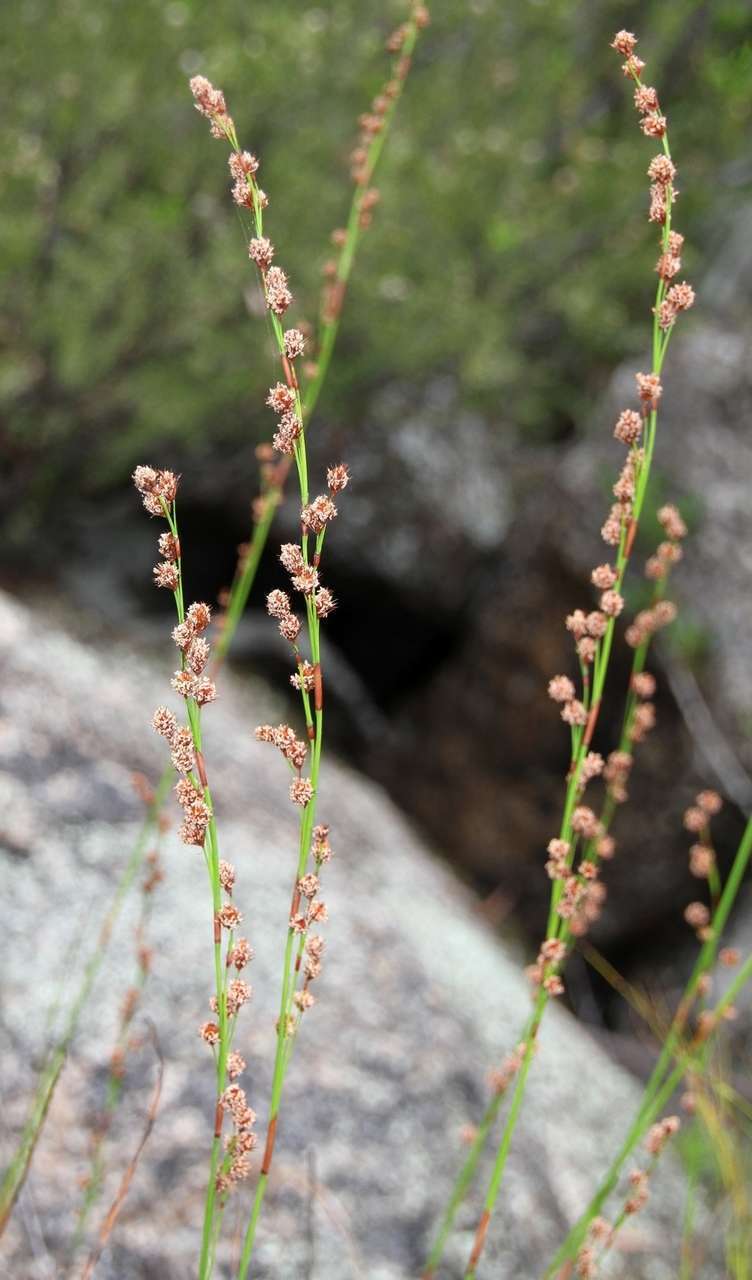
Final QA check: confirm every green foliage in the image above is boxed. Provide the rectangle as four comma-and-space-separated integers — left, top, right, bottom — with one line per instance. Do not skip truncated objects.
1, 0, 750, 547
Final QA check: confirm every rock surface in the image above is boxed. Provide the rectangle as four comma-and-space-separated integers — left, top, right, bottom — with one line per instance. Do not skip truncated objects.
0, 590, 720, 1279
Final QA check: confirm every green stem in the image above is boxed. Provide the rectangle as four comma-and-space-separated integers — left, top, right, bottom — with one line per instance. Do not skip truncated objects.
544, 820, 752, 1273
0, 768, 172, 1236
212, 12, 422, 670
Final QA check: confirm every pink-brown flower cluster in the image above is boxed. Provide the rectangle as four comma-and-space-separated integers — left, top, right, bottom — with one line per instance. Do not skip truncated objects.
133, 465, 179, 521
216, 1083, 258, 1195
487, 1040, 528, 1096
683, 788, 723, 918
189, 75, 234, 140
168, 602, 216, 704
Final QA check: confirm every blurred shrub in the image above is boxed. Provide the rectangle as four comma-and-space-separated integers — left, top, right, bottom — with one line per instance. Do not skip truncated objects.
1, 0, 750, 550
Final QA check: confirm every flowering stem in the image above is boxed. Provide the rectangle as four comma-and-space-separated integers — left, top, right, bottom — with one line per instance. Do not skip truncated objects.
72, 840, 162, 1252
235, 497, 325, 1280
304, 14, 421, 419
155, 501, 229, 1280
0, 770, 172, 1237
544, 815, 752, 1273
425, 51, 695, 1272
212, 9, 424, 669
423, 563, 671, 1273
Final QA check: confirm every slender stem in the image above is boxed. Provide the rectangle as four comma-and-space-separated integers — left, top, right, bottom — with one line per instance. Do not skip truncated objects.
425, 87, 700, 1272
72, 850, 161, 1250
544, 821, 752, 1273
213, 12, 423, 669
0, 769, 172, 1236
157, 501, 229, 1280
679, 1155, 699, 1280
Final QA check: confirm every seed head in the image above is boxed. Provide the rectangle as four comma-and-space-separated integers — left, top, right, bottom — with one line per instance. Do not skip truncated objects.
634, 85, 659, 113
613, 409, 642, 445
249, 237, 274, 270
219, 860, 236, 894
170, 727, 194, 773
565, 610, 588, 639
548, 675, 575, 704
283, 328, 306, 360
591, 564, 617, 590
641, 111, 667, 138
152, 706, 178, 739
291, 566, 319, 595
159, 531, 180, 561
327, 463, 350, 494
172, 621, 195, 651
586, 610, 607, 638
301, 495, 337, 533
315, 587, 336, 618
572, 806, 600, 839
194, 676, 216, 706
631, 672, 656, 698
697, 789, 722, 816
683, 806, 706, 834
266, 382, 296, 415
187, 602, 212, 632
154, 562, 179, 590
684, 901, 710, 929
666, 281, 695, 313
218, 903, 243, 931
229, 937, 253, 970
280, 543, 305, 574
561, 700, 587, 727
600, 590, 624, 618
265, 265, 292, 316
189, 75, 227, 120
227, 1050, 246, 1080
187, 637, 210, 675
272, 412, 302, 455
133, 465, 159, 494
611, 30, 637, 56
581, 752, 604, 782
266, 589, 291, 619
635, 372, 662, 409
291, 661, 316, 692
656, 252, 681, 281
278, 612, 301, 643
659, 501, 685, 537
290, 777, 314, 807
298, 873, 320, 899
689, 844, 714, 879
172, 669, 197, 699
226, 980, 252, 1015
648, 154, 675, 185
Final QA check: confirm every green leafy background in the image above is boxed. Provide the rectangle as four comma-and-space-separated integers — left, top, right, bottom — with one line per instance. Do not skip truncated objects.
1, 0, 750, 550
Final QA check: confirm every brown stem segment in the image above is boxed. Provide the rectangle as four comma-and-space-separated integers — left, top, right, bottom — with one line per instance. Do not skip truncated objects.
261, 1115, 277, 1176
214, 1101, 224, 1140
195, 748, 208, 789
625, 517, 638, 559
468, 1209, 490, 1271
314, 663, 323, 713
583, 698, 601, 748
281, 355, 298, 389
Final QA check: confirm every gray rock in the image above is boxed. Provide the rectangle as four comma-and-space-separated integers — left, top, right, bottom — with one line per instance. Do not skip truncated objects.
0, 591, 717, 1278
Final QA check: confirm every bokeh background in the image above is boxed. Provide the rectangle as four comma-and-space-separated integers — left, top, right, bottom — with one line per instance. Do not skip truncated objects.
2, 0, 752, 1238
